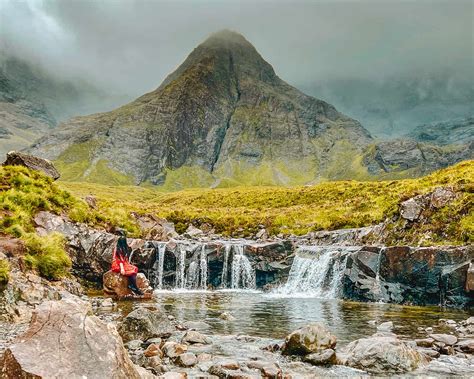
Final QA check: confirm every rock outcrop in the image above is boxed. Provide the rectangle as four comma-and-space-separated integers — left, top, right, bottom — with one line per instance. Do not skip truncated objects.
103, 271, 153, 299
2, 151, 60, 179
0, 295, 143, 378
343, 245, 474, 307
339, 335, 428, 374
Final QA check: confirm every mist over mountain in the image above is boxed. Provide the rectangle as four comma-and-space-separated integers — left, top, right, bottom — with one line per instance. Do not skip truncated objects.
300, 73, 474, 139
0, 55, 131, 157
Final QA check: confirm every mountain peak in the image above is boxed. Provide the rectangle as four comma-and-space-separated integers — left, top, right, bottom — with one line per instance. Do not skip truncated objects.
202, 29, 253, 47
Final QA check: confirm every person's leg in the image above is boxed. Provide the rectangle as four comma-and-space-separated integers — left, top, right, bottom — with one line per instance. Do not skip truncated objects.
128, 274, 143, 295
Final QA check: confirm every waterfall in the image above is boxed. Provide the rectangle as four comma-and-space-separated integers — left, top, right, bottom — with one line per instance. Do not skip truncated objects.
221, 244, 231, 288
156, 243, 166, 289
275, 246, 357, 297
231, 245, 256, 289
372, 247, 385, 300
186, 261, 199, 289
199, 245, 208, 290
176, 245, 186, 289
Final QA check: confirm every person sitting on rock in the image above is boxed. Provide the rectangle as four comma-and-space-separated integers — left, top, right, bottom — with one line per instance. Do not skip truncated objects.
111, 229, 143, 296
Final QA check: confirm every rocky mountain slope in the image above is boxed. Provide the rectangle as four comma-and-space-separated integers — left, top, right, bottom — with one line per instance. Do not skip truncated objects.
0, 56, 127, 158
29, 30, 473, 187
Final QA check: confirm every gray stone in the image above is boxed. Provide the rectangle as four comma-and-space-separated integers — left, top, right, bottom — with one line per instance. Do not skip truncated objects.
2, 151, 60, 180
429, 334, 458, 346
118, 307, 175, 343
340, 335, 428, 374
282, 322, 336, 356
303, 349, 336, 365
181, 330, 211, 344
175, 352, 197, 367
400, 197, 424, 221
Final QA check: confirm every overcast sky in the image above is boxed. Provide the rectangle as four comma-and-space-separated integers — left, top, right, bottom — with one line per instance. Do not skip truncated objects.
1, 0, 472, 97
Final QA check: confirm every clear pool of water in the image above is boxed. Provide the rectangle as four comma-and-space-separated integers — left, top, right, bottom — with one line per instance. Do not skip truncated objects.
116, 289, 472, 345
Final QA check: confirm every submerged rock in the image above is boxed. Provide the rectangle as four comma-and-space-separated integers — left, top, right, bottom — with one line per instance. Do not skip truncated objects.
118, 307, 175, 343
282, 322, 336, 356
0, 295, 142, 378
339, 335, 428, 374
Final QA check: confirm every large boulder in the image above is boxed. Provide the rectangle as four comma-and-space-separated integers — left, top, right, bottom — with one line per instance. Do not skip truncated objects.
118, 307, 175, 343
0, 295, 142, 378
132, 213, 179, 241
339, 335, 428, 374
2, 151, 60, 180
103, 271, 153, 299
282, 323, 336, 356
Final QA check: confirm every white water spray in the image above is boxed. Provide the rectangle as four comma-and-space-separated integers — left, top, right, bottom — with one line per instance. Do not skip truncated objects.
231, 245, 256, 289
221, 244, 231, 288
275, 246, 357, 297
156, 243, 166, 289
200, 245, 208, 290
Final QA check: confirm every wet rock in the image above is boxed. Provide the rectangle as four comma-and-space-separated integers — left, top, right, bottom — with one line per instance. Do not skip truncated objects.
246, 361, 282, 378
455, 339, 474, 354
183, 320, 210, 331
144, 343, 163, 358
176, 352, 197, 367
103, 270, 153, 299
182, 330, 211, 344
400, 197, 425, 221
466, 263, 474, 292
339, 335, 428, 374
429, 334, 458, 346
0, 295, 141, 378
416, 347, 440, 358
118, 307, 175, 343
162, 341, 188, 358
2, 151, 60, 180
197, 353, 213, 362
145, 355, 166, 372
303, 349, 336, 365
282, 322, 336, 356
415, 338, 435, 348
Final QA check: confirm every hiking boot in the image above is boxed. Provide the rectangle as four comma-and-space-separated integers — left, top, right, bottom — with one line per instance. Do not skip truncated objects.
128, 284, 143, 296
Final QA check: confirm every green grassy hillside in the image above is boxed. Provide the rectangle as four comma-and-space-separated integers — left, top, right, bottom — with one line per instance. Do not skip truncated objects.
61, 160, 473, 244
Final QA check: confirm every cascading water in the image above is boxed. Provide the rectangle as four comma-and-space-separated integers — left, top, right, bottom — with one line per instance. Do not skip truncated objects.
231, 245, 256, 289
186, 261, 199, 289
176, 245, 187, 289
156, 243, 166, 289
275, 246, 358, 298
220, 244, 231, 288
200, 245, 208, 289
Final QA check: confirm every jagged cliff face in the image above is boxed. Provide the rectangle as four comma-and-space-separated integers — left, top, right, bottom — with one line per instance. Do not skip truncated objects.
29, 31, 374, 187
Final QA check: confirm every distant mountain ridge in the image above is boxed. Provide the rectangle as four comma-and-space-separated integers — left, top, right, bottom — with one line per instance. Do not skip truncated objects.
28, 30, 473, 188
0, 56, 129, 158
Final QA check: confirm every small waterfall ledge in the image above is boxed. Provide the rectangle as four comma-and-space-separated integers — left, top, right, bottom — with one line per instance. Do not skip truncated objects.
139, 240, 472, 307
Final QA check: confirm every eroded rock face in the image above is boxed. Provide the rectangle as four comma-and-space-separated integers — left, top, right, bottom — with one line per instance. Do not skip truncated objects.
103, 271, 153, 299
2, 151, 60, 180
339, 335, 428, 374
282, 323, 336, 356
118, 307, 175, 343
0, 295, 142, 378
